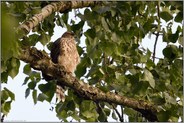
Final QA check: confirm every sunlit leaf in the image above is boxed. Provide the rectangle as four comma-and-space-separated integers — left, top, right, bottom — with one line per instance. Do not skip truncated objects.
143, 69, 155, 88
8, 58, 20, 79
1, 90, 9, 101
3, 101, 12, 115
2, 7, 20, 61
4, 87, 15, 101
164, 92, 176, 104
101, 17, 110, 32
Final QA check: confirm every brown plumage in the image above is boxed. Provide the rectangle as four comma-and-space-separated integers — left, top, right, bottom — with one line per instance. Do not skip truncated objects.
51, 32, 80, 73
43, 31, 80, 102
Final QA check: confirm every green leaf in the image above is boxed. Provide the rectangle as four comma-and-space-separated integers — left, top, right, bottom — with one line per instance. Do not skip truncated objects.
28, 34, 40, 46
62, 12, 69, 25
9, 68, 18, 79
168, 31, 179, 43
143, 69, 155, 88
75, 61, 87, 78
163, 45, 178, 60
71, 111, 80, 121
71, 20, 84, 33
157, 110, 170, 121
22, 77, 30, 85
23, 64, 31, 75
124, 107, 137, 118
100, 41, 114, 56
174, 11, 183, 22
98, 109, 107, 122
38, 83, 54, 93
111, 8, 116, 17
104, 108, 111, 116
151, 95, 166, 105
1, 60, 7, 73
29, 71, 41, 82
112, 110, 117, 120
1, 90, 9, 101
57, 110, 68, 121
39, 32, 51, 46
38, 83, 55, 102
98, 107, 110, 122
67, 100, 76, 111
32, 90, 37, 104
80, 100, 98, 121
2, 9, 20, 61
82, 110, 95, 119
25, 88, 30, 98
178, 35, 183, 46
164, 92, 176, 104
37, 93, 48, 102
131, 80, 149, 96
28, 81, 37, 90
160, 11, 173, 22
4, 87, 15, 101
84, 8, 97, 21
8, 58, 20, 79
101, 17, 110, 32
56, 103, 63, 113
3, 101, 12, 115
84, 28, 96, 40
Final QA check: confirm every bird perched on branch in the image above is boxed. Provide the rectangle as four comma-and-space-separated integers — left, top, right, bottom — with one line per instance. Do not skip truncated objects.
43, 31, 80, 102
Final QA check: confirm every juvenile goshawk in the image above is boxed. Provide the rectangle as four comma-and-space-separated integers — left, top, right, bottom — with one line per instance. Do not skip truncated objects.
43, 31, 80, 102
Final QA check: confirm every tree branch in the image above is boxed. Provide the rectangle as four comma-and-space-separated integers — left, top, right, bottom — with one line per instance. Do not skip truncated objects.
19, 47, 158, 121
111, 104, 124, 122
17, 1, 101, 34
152, 33, 159, 63
152, 2, 161, 63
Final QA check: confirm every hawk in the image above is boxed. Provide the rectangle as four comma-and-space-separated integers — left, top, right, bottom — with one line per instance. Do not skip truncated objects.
43, 31, 80, 102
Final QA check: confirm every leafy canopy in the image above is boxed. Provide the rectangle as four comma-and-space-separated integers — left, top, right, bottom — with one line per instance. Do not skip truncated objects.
1, 1, 183, 122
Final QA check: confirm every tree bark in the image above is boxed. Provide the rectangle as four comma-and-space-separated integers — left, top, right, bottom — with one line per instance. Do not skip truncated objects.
19, 47, 158, 121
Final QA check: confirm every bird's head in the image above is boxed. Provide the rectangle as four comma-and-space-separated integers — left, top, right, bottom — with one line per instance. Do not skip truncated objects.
61, 31, 75, 38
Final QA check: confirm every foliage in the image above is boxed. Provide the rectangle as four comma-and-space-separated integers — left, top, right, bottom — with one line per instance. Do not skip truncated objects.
1, 1, 183, 122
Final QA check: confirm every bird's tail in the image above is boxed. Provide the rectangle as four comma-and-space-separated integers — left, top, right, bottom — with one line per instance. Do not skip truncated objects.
56, 85, 65, 103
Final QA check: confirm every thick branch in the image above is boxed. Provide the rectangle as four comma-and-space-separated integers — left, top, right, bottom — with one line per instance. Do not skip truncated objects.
19, 47, 158, 121
18, 1, 101, 34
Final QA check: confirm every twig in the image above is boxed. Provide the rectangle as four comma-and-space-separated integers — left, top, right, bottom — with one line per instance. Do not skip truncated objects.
153, 2, 161, 63
112, 104, 124, 122
1, 114, 5, 122
121, 106, 124, 122
152, 33, 159, 63
152, 55, 162, 60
